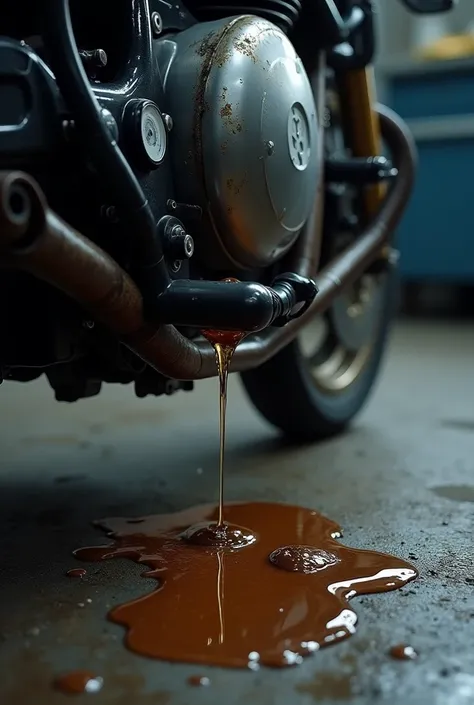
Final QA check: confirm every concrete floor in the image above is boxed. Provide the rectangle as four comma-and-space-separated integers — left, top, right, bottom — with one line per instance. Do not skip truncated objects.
1, 319, 474, 705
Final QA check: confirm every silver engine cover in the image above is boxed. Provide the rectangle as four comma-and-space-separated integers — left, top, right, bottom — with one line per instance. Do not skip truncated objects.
164, 16, 320, 269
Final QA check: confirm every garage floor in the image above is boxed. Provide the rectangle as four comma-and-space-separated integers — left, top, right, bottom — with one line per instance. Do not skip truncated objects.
1, 319, 473, 705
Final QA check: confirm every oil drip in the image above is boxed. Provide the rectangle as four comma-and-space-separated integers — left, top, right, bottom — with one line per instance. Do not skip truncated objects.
389, 644, 418, 660
54, 671, 103, 694
200, 327, 246, 533
71, 287, 417, 669
74, 501, 417, 668
188, 675, 211, 687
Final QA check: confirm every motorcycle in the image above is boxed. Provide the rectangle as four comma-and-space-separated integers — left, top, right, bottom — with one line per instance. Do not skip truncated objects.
0, 0, 453, 440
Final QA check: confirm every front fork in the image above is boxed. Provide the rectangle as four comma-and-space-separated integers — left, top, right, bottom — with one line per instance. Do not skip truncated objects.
337, 66, 386, 219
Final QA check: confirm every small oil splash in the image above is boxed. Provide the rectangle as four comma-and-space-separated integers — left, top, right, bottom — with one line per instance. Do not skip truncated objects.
389, 644, 418, 660
54, 671, 103, 694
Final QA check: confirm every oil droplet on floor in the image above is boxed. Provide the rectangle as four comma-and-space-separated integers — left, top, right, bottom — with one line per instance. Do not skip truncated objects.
389, 644, 418, 660
182, 521, 256, 549
74, 502, 417, 669
54, 671, 103, 694
65, 568, 87, 578
188, 675, 211, 687
269, 546, 339, 574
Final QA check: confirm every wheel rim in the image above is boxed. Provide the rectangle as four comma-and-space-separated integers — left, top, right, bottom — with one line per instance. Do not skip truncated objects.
299, 273, 385, 394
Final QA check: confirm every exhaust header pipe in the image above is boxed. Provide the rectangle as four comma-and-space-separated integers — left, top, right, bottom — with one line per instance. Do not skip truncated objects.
0, 105, 416, 380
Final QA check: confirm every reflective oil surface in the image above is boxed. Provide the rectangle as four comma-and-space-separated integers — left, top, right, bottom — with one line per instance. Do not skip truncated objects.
74, 501, 417, 669
65, 568, 87, 578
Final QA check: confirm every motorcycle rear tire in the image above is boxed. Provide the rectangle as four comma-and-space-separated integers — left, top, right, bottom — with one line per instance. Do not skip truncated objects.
240, 269, 397, 442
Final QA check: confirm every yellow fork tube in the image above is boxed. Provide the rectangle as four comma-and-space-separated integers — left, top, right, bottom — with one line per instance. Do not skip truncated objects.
338, 67, 386, 219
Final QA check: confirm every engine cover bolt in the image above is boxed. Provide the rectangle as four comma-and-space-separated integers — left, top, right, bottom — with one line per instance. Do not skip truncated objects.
151, 12, 163, 36
159, 215, 195, 261
162, 114, 174, 132
79, 48, 108, 70
265, 140, 275, 156
168, 225, 194, 260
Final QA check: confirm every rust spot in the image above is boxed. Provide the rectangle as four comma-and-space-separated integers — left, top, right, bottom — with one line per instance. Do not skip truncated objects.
194, 31, 216, 57
226, 176, 247, 196
233, 34, 258, 63
220, 103, 232, 118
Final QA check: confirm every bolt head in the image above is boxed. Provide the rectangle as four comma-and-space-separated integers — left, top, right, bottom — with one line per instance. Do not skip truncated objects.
97, 49, 108, 67
265, 140, 275, 156
183, 234, 195, 258
151, 12, 162, 36
162, 113, 173, 132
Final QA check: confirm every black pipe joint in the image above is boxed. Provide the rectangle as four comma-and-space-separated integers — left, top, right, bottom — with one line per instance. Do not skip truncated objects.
155, 274, 318, 332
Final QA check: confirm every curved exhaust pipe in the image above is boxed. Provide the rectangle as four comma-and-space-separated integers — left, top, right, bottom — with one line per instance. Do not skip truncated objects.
0, 104, 416, 381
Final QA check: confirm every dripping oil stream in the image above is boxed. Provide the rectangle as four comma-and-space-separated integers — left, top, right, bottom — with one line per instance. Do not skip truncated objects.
71, 284, 419, 669
201, 327, 246, 528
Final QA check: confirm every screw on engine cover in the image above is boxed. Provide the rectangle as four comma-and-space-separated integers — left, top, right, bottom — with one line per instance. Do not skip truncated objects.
62, 119, 76, 142
171, 260, 182, 273
100, 108, 119, 142
167, 199, 178, 211
183, 233, 194, 258
101, 204, 118, 222
162, 113, 173, 132
83, 320, 95, 330
151, 12, 163, 36
265, 140, 275, 156
79, 49, 108, 79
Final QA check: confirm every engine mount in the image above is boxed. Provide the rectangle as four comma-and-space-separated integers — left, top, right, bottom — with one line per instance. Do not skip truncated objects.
162, 15, 320, 270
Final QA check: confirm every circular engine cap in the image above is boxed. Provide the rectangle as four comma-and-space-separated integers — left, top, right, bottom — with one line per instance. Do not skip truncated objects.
140, 102, 167, 165
123, 99, 167, 169
164, 17, 320, 269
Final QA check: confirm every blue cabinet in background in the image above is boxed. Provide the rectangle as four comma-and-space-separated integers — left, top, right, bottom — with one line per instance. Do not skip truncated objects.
381, 57, 474, 283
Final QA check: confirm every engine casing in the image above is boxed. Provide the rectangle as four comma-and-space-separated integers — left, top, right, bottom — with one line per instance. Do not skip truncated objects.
162, 15, 320, 270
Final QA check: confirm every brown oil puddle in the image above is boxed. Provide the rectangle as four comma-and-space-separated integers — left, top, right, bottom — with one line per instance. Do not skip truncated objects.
71, 307, 417, 670
74, 501, 417, 668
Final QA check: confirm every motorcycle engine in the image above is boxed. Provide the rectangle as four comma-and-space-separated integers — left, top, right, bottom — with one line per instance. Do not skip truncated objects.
162, 15, 320, 270
0, 2, 320, 398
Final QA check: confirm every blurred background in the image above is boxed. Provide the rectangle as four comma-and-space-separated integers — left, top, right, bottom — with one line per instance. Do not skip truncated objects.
377, 0, 474, 319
